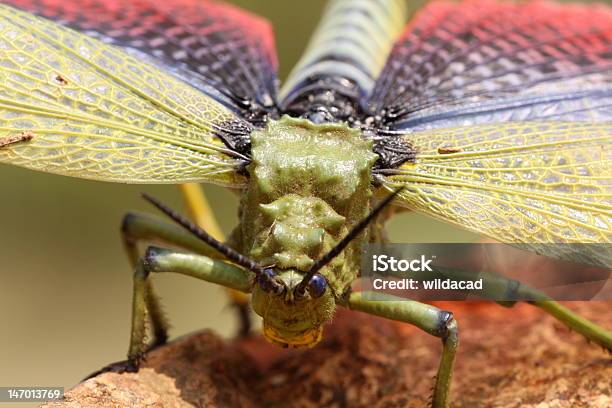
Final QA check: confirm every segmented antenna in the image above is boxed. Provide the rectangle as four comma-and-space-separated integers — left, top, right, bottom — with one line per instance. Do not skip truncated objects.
297, 187, 405, 294
142, 193, 264, 276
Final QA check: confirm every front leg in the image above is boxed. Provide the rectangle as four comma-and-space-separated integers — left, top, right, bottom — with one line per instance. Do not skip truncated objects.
178, 183, 253, 336
129, 247, 254, 363
121, 211, 220, 265
120, 211, 222, 350
346, 292, 458, 408
92, 246, 254, 377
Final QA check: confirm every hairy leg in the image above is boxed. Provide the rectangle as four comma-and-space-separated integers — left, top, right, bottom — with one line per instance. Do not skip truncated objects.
179, 183, 252, 335
100, 246, 254, 376
346, 292, 458, 408
121, 211, 222, 348
389, 266, 612, 351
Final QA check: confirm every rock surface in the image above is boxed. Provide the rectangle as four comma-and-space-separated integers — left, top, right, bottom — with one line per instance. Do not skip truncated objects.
42, 302, 611, 408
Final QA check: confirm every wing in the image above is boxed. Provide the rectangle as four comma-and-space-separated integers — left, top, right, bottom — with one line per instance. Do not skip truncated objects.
368, 0, 612, 265
4, 0, 279, 126
368, 0, 612, 131
279, 0, 406, 124
0, 4, 249, 186
378, 121, 611, 267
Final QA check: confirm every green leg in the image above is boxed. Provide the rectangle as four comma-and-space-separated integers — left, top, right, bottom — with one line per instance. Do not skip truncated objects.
121, 211, 220, 262
126, 246, 254, 366
388, 269, 612, 351
346, 292, 458, 408
529, 299, 612, 351
388, 266, 612, 351
128, 263, 149, 362
510, 276, 612, 351
178, 183, 253, 336
122, 211, 253, 337
121, 211, 222, 349
497, 273, 612, 351
88, 246, 253, 378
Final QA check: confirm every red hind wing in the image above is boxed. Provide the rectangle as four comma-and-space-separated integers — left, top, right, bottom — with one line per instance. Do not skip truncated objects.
368, 0, 612, 131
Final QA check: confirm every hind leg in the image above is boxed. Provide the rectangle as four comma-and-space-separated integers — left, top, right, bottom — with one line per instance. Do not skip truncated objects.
390, 266, 612, 351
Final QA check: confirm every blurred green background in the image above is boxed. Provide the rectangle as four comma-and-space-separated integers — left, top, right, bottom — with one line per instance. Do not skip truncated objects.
0, 0, 603, 399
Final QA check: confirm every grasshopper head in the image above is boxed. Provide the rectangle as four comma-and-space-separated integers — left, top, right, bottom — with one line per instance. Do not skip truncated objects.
248, 195, 345, 347
251, 268, 335, 348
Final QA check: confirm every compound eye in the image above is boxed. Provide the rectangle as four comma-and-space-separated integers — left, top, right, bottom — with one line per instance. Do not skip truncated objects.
258, 268, 284, 294
307, 274, 327, 298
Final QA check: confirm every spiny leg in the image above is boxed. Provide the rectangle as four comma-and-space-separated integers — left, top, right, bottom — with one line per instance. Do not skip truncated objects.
121, 211, 220, 264
479, 270, 612, 351
179, 183, 252, 336
87, 216, 236, 380
101, 246, 255, 375
84, 263, 157, 379
121, 211, 221, 350
529, 299, 612, 351
392, 266, 612, 351
346, 292, 458, 408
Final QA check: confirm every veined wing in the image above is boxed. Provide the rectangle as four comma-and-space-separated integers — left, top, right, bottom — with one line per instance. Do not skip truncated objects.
368, 0, 612, 131
4, 0, 279, 126
0, 4, 248, 186
369, 0, 612, 265
378, 121, 611, 266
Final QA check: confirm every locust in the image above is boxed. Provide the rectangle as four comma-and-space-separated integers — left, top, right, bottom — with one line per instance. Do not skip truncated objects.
0, 0, 610, 406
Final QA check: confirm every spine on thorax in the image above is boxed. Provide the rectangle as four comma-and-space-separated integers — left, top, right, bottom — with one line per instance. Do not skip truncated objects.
238, 116, 378, 295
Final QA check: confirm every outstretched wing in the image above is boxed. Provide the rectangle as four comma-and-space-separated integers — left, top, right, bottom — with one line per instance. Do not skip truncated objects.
379, 121, 610, 266
370, 1, 612, 265
0, 4, 249, 186
368, 0, 612, 130
3, 0, 279, 126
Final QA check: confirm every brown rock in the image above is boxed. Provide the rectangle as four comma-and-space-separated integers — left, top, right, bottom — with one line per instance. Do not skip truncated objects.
41, 302, 612, 408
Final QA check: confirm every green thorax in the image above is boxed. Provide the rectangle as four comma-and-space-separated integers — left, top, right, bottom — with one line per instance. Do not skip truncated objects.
239, 115, 378, 295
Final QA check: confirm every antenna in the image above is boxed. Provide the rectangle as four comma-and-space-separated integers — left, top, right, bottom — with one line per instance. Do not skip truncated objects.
142, 193, 264, 276
297, 187, 405, 294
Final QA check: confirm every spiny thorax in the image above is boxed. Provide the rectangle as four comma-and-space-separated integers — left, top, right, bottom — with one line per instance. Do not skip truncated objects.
238, 115, 378, 295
